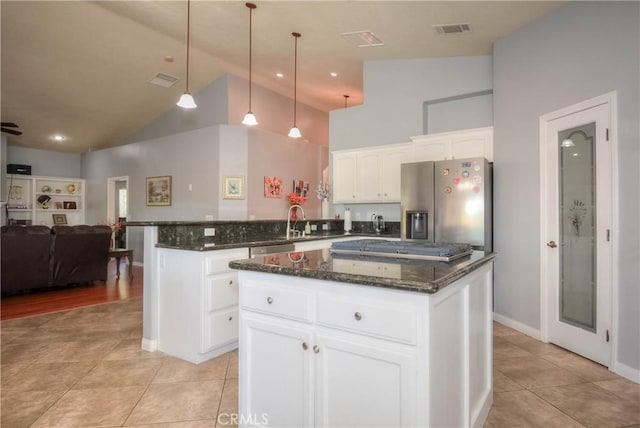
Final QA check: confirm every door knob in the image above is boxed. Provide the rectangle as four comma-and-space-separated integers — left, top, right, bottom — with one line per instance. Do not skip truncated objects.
547, 241, 558, 248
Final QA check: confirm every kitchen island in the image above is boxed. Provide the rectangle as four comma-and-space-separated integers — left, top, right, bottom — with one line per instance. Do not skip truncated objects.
230, 249, 495, 428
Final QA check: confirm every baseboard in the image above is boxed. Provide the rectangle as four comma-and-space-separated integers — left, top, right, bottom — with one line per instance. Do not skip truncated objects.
612, 361, 640, 384
141, 337, 158, 352
492, 312, 542, 340
471, 389, 492, 428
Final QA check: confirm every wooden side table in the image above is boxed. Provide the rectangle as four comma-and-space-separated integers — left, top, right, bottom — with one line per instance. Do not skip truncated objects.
108, 248, 134, 279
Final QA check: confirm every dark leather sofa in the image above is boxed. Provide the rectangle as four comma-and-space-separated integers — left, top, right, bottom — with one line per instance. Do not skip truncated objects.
1, 225, 112, 294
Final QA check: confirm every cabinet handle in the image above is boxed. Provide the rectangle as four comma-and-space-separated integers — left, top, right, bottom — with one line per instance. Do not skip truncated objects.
228, 280, 233, 285
228, 316, 233, 321
267, 297, 274, 304
354, 312, 362, 321
377, 193, 381, 197
302, 342, 308, 350
313, 345, 320, 354
352, 195, 355, 199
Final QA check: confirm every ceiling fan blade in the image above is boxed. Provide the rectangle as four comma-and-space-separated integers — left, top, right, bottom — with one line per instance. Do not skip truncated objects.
0, 122, 19, 128
1, 127, 22, 136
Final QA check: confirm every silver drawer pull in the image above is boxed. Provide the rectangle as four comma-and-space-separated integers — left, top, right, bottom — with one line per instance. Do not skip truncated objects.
228, 280, 233, 285
267, 297, 274, 304
354, 312, 362, 321
302, 342, 308, 350
313, 345, 320, 354
228, 316, 233, 321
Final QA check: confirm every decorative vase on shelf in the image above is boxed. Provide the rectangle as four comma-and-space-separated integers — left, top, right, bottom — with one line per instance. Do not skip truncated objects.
321, 199, 330, 219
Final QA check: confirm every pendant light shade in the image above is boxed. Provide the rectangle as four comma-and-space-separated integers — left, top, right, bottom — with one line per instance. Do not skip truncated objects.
177, 0, 197, 109
288, 32, 302, 138
242, 3, 258, 126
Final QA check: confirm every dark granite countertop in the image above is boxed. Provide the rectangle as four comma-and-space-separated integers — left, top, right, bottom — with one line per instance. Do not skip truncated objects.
156, 231, 398, 252
229, 249, 495, 294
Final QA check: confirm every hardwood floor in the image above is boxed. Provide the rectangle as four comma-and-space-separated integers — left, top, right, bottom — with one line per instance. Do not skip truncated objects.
1, 259, 142, 320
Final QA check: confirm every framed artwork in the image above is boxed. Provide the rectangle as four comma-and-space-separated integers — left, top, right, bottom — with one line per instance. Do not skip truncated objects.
264, 176, 283, 198
223, 175, 244, 199
52, 214, 67, 225
63, 201, 77, 210
146, 176, 172, 206
293, 179, 310, 197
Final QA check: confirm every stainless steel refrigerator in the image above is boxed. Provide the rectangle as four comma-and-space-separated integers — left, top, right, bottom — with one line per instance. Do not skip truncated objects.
401, 158, 492, 251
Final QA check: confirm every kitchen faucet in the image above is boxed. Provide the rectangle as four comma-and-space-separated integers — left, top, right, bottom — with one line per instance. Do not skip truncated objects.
286, 204, 306, 239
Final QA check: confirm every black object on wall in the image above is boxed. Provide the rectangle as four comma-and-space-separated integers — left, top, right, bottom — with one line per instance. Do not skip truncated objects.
7, 164, 32, 175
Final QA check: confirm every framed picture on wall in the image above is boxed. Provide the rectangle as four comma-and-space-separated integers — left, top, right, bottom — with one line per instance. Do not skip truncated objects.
146, 176, 172, 206
223, 175, 244, 199
52, 214, 67, 225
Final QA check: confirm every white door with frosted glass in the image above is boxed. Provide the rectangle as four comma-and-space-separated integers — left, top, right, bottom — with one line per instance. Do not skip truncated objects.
543, 101, 612, 366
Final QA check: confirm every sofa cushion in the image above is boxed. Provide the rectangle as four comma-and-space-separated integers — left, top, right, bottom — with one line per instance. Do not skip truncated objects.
1, 225, 52, 293
51, 225, 112, 285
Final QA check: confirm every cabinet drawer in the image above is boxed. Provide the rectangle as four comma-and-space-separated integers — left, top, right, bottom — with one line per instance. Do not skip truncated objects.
240, 282, 313, 323
201, 307, 238, 353
205, 273, 239, 312
316, 294, 417, 345
205, 249, 249, 274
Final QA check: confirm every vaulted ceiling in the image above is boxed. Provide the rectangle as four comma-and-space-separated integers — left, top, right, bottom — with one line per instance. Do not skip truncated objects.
1, 1, 563, 153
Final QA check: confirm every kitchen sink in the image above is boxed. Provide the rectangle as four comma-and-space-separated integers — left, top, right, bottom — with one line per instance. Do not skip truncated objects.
249, 243, 295, 257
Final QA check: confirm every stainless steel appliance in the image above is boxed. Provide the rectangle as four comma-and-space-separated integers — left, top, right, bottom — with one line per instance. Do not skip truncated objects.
331, 239, 472, 262
401, 158, 492, 251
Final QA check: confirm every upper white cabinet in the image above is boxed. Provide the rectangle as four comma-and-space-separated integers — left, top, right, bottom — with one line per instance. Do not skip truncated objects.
6, 175, 85, 226
332, 127, 492, 204
333, 144, 410, 204
411, 127, 493, 162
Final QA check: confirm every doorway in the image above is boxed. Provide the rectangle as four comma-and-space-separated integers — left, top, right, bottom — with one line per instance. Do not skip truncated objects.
539, 93, 616, 367
107, 176, 129, 249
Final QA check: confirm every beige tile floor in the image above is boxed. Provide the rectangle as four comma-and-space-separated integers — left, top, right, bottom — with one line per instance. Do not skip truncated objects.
1, 297, 639, 427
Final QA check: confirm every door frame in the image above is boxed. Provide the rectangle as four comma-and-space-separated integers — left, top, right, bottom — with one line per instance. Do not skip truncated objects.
538, 91, 618, 366
107, 175, 129, 248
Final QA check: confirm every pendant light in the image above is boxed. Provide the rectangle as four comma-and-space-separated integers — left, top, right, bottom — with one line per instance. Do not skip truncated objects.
177, 0, 197, 109
288, 32, 302, 138
242, 3, 258, 126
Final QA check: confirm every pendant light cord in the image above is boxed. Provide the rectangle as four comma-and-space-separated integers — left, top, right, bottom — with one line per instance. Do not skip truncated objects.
292, 32, 300, 126
185, 0, 191, 93
248, 4, 253, 111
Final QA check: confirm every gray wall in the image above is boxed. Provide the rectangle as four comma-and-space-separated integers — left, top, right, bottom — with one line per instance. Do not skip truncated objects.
493, 1, 639, 371
7, 146, 82, 178
329, 55, 493, 222
330, 55, 493, 151
247, 129, 324, 220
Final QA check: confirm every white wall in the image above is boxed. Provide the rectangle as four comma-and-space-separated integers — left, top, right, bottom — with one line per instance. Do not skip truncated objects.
493, 1, 639, 372
218, 126, 248, 220
7, 146, 82, 178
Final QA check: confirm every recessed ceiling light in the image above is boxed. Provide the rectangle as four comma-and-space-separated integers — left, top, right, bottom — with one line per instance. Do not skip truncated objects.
276, 73, 284, 78
52, 134, 65, 141
330, 72, 338, 77
164, 56, 174, 63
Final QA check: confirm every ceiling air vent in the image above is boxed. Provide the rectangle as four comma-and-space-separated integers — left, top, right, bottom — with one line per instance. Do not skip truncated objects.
149, 73, 179, 88
340, 31, 384, 48
433, 23, 471, 35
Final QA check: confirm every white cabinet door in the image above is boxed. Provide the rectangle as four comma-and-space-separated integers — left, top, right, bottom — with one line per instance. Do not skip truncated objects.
380, 147, 409, 201
241, 314, 313, 428
412, 136, 451, 161
314, 333, 417, 428
333, 153, 357, 203
450, 128, 493, 161
356, 151, 382, 202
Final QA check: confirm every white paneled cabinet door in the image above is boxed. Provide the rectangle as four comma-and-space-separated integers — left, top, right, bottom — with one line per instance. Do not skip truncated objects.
356, 151, 382, 202
412, 136, 451, 161
314, 333, 417, 428
241, 314, 313, 428
450, 128, 493, 160
381, 148, 408, 201
333, 152, 357, 203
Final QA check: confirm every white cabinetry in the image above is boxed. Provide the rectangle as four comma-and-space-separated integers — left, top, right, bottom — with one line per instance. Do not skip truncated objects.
333, 144, 410, 204
6, 175, 85, 226
157, 247, 248, 363
411, 127, 493, 162
238, 261, 494, 427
